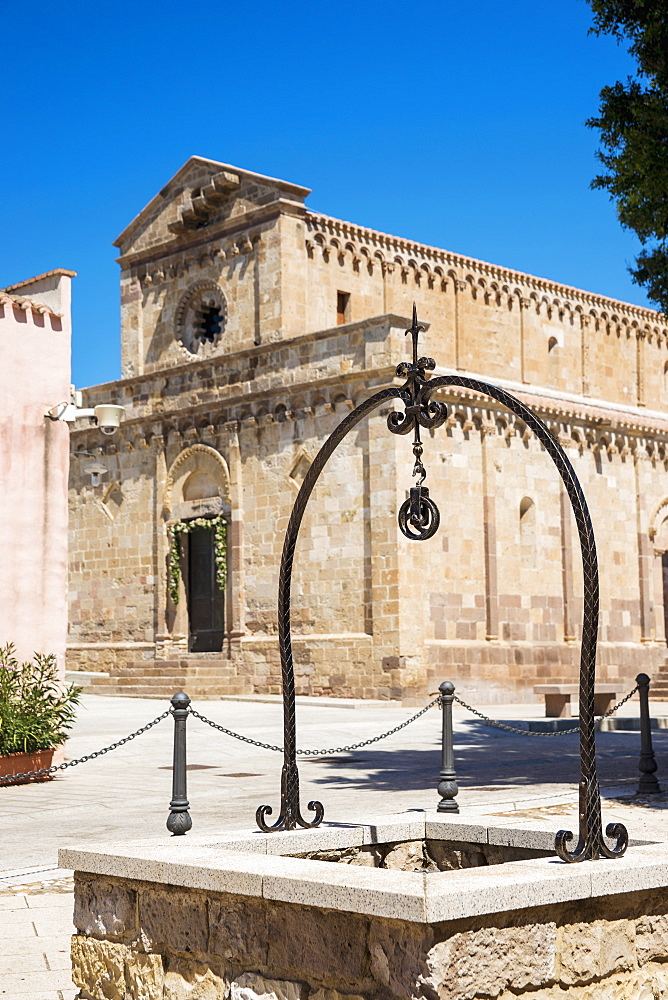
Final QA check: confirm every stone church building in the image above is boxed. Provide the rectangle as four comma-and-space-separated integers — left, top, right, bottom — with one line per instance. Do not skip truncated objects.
67, 156, 668, 703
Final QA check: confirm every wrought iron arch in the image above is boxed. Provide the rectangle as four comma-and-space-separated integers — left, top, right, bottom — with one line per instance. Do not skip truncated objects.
256, 307, 629, 863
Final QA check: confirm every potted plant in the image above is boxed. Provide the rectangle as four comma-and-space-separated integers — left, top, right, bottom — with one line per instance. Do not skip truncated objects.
0, 643, 82, 785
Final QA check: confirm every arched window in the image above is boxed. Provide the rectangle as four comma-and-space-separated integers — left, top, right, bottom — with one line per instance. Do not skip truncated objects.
663, 360, 668, 398
547, 336, 559, 382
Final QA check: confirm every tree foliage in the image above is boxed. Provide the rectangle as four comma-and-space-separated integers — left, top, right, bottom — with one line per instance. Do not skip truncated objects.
586, 1, 668, 313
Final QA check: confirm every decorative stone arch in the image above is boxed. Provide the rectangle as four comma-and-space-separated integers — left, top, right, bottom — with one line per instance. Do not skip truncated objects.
175, 280, 227, 359
163, 444, 231, 521
649, 497, 668, 547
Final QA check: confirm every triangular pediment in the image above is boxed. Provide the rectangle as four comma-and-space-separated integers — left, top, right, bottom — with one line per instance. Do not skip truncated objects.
114, 156, 311, 260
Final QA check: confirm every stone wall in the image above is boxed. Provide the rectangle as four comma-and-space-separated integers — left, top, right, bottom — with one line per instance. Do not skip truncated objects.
70, 870, 668, 1000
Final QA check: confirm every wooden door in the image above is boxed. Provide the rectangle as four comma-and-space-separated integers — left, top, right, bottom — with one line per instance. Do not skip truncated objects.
186, 526, 225, 652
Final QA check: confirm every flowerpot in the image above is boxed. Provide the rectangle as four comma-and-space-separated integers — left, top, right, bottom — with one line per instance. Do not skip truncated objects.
0, 748, 55, 786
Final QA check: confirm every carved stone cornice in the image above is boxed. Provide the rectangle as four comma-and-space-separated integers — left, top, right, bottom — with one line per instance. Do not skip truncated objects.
306, 211, 668, 330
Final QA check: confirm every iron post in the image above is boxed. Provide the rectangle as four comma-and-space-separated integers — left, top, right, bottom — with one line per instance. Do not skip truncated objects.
636, 673, 661, 795
167, 691, 192, 835
437, 681, 459, 812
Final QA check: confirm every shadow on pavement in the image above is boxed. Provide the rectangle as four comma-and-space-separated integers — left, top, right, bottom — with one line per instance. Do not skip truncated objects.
304, 723, 668, 798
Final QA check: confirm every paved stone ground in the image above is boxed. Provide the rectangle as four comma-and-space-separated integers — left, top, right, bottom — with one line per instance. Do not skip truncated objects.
2, 690, 668, 995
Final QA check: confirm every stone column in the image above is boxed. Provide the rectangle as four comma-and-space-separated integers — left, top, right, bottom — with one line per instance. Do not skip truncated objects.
519, 296, 531, 384
221, 420, 245, 636
480, 423, 499, 640
580, 314, 591, 396
452, 277, 467, 370
560, 486, 577, 642
635, 448, 653, 642
652, 542, 666, 644
636, 330, 646, 407
152, 433, 171, 653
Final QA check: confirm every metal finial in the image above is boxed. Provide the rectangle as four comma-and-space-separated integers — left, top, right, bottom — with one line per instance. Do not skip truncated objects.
405, 302, 425, 366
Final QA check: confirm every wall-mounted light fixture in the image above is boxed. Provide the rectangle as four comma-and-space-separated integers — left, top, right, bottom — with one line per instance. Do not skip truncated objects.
46, 387, 125, 436
83, 462, 108, 488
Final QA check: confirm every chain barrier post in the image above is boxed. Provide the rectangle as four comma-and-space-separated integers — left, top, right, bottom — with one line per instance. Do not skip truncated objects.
167, 692, 192, 835
636, 673, 661, 795
437, 681, 459, 813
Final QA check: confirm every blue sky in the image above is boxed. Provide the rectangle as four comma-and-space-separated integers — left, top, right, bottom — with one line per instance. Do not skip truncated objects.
0, 0, 645, 388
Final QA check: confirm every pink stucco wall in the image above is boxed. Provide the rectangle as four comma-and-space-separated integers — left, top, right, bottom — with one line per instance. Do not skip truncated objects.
0, 270, 74, 677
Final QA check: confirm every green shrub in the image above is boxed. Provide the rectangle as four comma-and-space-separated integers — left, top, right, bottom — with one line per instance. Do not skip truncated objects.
0, 644, 82, 755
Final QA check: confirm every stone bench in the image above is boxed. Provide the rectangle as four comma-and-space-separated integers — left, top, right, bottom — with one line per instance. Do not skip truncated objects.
533, 683, 619, 718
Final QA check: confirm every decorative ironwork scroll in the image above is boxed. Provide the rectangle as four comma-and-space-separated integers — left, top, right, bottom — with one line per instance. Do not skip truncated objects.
256, 306, 629, 863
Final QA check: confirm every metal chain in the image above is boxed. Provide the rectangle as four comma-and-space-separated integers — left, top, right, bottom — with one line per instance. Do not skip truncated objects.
452, 684, 639, 737
0, 710, 170, 785
189, 697, 441, 755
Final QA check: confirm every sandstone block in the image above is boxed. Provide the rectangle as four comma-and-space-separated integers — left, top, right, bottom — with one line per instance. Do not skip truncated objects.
74, 876, 137, 940
140, 888, 208, 955
426, 842, 486, 871
163, 957, 227, 999
636, 914, 668, 965
125, 951, 164, 1000
266, 903, 369, 989
557, 918, 636, 984
426, 922, 556, 1000
382, 841, 430, 872
369, 919, 434, 1000
71, 934, 128, 1000
309, 990, 366, 1000
298, 846, 381, 867
230, 972, 303, 1000
208, 895, 268, 965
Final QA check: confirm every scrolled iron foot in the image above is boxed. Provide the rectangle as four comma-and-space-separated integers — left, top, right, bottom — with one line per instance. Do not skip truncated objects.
255, 799, 324, 832
555, 829, 587, 863
255, 804, 286, 832
555, 821, 629, 862
303, 799, 325, 827
599, 821, 629, 859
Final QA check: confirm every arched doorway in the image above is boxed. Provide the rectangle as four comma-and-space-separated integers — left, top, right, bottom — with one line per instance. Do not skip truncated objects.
163, 445, 231, 652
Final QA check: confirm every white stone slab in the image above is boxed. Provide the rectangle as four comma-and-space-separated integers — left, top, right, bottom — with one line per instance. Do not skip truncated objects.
59, 845, 264, 897
357, 813, 426, 845
424, 814, 490, 844
485, 825, 556, 851
424, 857, 593, 922
264, 824, 367, 855
589, 843, 668, 898
61, 821, 668, 925
261, 854, 427, 921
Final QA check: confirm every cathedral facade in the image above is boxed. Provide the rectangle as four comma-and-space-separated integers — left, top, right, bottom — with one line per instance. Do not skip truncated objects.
67, 156, 668, 703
